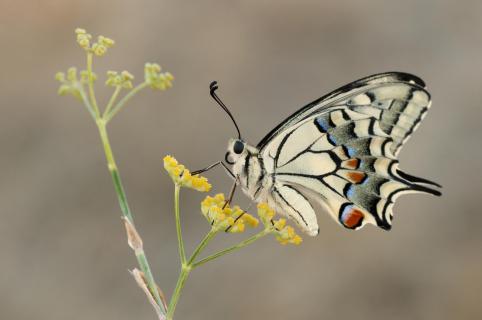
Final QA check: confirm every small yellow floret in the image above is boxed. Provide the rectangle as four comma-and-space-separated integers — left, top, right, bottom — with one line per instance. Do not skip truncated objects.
121, 71, 134, 81
229, 220, 245, 233
257, 202, 276, 226
163, 155, 211, 192
98, 35, 115, 48
93, 44, 107, 56
55, 72, 65, 82
273, 218, 286, 230
275, 225, 303, 246
241, 213, 259, 228
144, 63, 174, 91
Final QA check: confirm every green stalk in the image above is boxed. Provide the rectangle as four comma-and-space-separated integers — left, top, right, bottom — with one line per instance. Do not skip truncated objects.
86, 52, 101, 117
103, 85, 122, 118
105, 81, 149, 122
187, 229, 217, 265
167, 264, 191, 320
174, 184, 186, 264
167, 226, 271, 318
192, 229, 270, 268
77, 84, 96, 120
96, 119, 166, 317
167, 230, 216, 319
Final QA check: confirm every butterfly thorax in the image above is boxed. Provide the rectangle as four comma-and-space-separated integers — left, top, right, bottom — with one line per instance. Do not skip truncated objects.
226, 139, 272, 201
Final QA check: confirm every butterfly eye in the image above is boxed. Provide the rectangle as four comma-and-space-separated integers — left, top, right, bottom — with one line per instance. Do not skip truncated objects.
233, 140, 244, 154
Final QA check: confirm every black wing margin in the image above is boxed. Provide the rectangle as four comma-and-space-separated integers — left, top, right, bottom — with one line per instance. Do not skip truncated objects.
257, 72, 426, 151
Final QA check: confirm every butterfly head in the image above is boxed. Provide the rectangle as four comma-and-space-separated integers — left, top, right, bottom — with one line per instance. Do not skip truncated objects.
225, 138, 247, 165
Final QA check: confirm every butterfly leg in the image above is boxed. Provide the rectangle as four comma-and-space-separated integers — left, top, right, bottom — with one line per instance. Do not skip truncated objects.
191, 161, 221, 175
192, 161, 235, 179
223, 181, 237, 209
224, 181, 245, 233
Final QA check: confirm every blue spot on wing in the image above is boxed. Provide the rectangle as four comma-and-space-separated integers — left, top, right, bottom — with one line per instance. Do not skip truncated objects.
328, 134, 337, 145
347, 146, 356, 157
340, 204, 354, 221
315, 117, 330, 132
361, 176, 370, 186
346, 185, 355, 199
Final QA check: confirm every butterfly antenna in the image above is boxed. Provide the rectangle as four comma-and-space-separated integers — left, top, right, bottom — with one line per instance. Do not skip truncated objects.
210, 81, 242, 139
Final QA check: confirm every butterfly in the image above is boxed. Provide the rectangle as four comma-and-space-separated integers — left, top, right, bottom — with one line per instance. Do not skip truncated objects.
197, 72, 441, 236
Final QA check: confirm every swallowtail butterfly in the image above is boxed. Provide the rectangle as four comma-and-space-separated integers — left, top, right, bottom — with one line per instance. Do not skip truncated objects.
198, 72, 441, 236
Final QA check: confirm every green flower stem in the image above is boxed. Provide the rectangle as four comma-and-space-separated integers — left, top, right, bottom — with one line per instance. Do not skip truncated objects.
96, 119, 133, 221
167, 229, 217, 320
188, 229, 218, 265
96, 119, 166, 317
167, 222, 271, 318
86, 52, 101, 117
105, 81, 149, 122
174, 184, 186, 265
167, 264, 191, 320
192, 229, 271, 268
103, 85, 122, 118
77, 84, 96, 120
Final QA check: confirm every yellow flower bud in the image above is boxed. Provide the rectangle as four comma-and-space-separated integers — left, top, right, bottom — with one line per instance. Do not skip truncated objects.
55, 72, 65, 82
275, 225, 303, 245
98, 35, 115, 48
67, 67, 78, 82
257, 202, 276, 226
57, 84, 70, 95
273, 218, 286, 230
121, 70, 134, 81
165, 72, 174, 81
93, 44, 107, 56
242, 213, 259, 228
78, 37, 90, 49
229, 220, 245, 233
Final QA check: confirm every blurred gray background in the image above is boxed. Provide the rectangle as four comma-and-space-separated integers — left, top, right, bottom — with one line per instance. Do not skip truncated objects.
1, 0, 481, 319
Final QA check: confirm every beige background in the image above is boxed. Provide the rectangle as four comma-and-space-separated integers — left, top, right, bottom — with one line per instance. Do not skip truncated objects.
1, 0, 481, 319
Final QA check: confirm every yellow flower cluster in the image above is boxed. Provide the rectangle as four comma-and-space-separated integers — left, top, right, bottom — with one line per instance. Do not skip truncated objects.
256, 203, 302, 245
80, 70, 97, 84
55, 67, 81, 99
144, 63, 174, 91
75, 28, 115, 56
201, 194, 259, 233
163, 156, 211, 192
106, 70, 134, 89
55, 67, 98, 99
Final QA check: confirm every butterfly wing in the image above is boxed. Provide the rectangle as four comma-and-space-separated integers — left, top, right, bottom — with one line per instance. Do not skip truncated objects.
258, 72, 429, 155
259, 72, 441, 235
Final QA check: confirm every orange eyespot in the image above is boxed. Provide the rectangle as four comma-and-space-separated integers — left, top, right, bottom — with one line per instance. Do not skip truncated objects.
340, 207, 364, 229
345, 159, 359, 169
347, 171, 366, 184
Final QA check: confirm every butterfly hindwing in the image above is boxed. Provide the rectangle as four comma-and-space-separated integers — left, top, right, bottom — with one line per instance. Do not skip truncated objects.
270, 184, 319, 236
